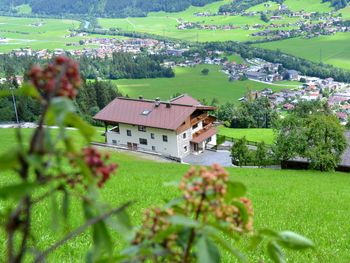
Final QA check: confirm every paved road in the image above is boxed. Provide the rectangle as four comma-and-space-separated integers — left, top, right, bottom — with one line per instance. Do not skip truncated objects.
183, 150, 233, 167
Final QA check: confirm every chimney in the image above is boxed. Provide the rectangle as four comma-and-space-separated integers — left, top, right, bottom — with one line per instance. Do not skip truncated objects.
139, 95, 143, 100
166, 102, 171, 108
155, 97, 160, 107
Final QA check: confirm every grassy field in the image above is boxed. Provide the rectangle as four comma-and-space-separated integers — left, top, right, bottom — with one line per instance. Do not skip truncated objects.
115, 64, 293, 104
98, 0, 337, 43
1, 128, 350, 262
218, 127, 275, 144
0, 17, 128, 53
255, 33, 350, 71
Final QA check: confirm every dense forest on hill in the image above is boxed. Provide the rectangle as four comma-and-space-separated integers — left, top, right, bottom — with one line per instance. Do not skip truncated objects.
0, 78, 120, 123
0, 0, 219, 17
0, 53, 175, 80
323, 0, 349, 9
219, 0, 284, 14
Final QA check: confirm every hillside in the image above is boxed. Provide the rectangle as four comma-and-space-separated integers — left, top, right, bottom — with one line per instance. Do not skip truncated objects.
0, 0, 220, 17
1, 128, 350, 262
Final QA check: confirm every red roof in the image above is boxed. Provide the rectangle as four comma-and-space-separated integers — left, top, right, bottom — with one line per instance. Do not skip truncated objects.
191, 127, 217, 144
94, 97, 210, 130
171, 94, 200, 106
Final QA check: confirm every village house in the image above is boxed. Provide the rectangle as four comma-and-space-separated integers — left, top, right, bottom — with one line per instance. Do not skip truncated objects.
94, 95, 217, 160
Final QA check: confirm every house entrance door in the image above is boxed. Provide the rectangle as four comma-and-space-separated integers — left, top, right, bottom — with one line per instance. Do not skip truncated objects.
132, 143, 138, 151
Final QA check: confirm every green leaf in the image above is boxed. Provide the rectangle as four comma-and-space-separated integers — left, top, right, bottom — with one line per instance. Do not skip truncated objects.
65, 112, 95, 141
231, 200, 249, 224
225, 181, 247, 201
267, 241, 285, 263
19, 84, 41, 99
0, 183, 38, 200
169, 215, 200, 228
205, 226, 246, 262
113, 209, 133, 240
195, 235, 221, 263
259, 228, 280, 238
277, 231, 314, 250
62, 188, 69, 220
0, 148, 19, 170
250, 234, 263, 250
92, 220, 113, 258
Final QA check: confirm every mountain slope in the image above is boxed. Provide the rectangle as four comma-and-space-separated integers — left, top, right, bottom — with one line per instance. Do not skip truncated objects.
0, 0, 220, 17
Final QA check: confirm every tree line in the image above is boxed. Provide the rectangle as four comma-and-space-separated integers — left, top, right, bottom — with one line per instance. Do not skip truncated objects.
0, 53, 175, 80
219, 0, 284, 14
0, 77, 121, 124
0, 0, 219, 18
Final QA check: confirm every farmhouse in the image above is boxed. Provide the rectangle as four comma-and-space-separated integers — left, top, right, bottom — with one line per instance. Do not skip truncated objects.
94, 95, 217, 160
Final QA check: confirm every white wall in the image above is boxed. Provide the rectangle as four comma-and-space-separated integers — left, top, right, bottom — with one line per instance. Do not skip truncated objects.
106, 123, 181, 158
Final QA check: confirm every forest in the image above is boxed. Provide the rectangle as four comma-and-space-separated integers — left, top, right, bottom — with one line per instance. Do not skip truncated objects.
0, 53, 175, 80
0, 78, 120, 124
0, 0, 219, 17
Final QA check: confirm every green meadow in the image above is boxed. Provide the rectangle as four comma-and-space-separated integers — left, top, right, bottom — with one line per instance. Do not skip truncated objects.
1, 128, 350, 262
255, 33, 350, 71
115, 64, 295, 103
218, 127, 275, 144
98, 0, 337, 43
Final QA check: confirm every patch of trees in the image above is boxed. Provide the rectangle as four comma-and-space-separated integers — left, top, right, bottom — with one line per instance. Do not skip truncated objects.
0, 53, 175, 80
0, 78, 121, 124
322, 0, 349, 10
273, 112, 347, 171
216, 96, 278, 128
203, 42, 350, 83
0, 0, 219, 17
219, 0, 284, 14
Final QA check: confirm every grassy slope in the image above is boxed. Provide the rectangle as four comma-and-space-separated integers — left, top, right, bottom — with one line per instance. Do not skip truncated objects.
0, 128, 350, 262
218, 127, 275, 144
255, 33, 350, 71
0, 17, 128, 52
115, 64, 293, 103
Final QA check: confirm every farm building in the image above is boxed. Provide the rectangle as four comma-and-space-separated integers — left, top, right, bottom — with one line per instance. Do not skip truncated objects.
94, 94, 217, 160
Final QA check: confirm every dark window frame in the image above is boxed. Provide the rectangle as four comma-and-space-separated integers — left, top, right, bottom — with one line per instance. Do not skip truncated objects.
127, 130, 132, 136
138, 125, 147, 132
163, 135, 168, 142
139, 138, 148, 145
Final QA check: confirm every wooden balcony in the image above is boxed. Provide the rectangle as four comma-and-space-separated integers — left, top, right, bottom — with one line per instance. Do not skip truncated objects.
190, 113, 207, 126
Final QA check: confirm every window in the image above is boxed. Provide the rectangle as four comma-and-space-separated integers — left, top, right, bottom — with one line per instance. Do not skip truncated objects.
151, 133, 155, 139
163, 135, 168, 142
127, 130, 132, 136
112, 140, 117, 145
206, 137, 212, 143
139, 138, 148, 145
183, 133, 187, 139
138, 125, 147, 132
184, 146, 188, 152
192, 123, 198, 129
141, 110, 151, 116
152, 146, 156, 151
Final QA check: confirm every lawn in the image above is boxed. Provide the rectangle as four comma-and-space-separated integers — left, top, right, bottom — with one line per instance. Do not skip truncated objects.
1, 128, 350, 262
255, 33, 350, 71
114, 64, 292, 104
218, 127, 275, 144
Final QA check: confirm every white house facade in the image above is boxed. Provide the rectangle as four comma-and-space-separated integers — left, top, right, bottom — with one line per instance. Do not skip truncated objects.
94, 94, 217, 160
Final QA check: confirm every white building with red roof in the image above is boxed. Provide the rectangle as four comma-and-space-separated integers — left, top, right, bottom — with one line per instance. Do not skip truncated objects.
94, 94, 217, 160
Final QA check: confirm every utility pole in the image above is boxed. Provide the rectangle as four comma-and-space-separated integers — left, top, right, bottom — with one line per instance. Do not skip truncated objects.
11, 88, 19, 125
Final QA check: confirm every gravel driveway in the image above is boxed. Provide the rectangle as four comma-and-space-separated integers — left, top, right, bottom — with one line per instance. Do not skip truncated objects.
182, 150, 232, 167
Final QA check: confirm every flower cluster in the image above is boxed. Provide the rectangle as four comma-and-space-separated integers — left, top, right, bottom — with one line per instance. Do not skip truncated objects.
131, 164, 254, 261
83, 147, 118, 188
180, 164, 254, 232
68, 147, 118, 188
28, 56, 81, 99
